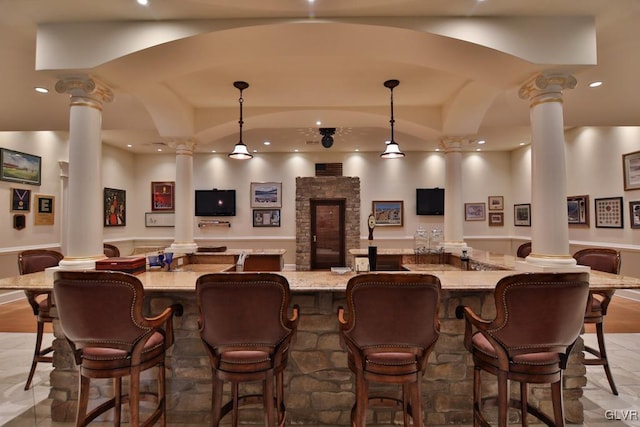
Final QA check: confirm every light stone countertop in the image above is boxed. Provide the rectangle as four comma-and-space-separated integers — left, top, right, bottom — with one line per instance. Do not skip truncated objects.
2, 266, 639, 293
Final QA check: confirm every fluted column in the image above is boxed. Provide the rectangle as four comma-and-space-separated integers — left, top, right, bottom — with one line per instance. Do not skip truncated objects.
55, 75, 113, 269
517, 72, 581, 271
168, 140, 198, 254
440, 137, 470, 255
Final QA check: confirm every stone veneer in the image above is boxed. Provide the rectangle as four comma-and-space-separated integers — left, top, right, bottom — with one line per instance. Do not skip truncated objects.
49, 285, 586, 425
295, 176, 361, 271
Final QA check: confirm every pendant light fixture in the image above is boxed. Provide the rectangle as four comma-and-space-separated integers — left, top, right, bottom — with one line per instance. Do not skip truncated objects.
228, 81, 253, 160
380, 79, 405, 159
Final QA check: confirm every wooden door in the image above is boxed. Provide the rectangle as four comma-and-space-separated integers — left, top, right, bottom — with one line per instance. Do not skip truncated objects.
310, 199, 345, 270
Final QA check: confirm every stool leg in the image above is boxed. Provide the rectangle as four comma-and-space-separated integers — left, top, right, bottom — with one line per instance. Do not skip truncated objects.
211, 374, 223, 427
232, 382, 239, 427
114, 377, 122, 427
129, 366, 141, 427
520, 382, 528, 427
551, 378, 565, 427
412, 378, 424, 427
497, 371, 510, 427
24, 319, 46, 390
354, 372, 368, 427
264, 372, 275, 427
473, 366, 481, 427
596, 322, 619, 395
77, 375, 91, 427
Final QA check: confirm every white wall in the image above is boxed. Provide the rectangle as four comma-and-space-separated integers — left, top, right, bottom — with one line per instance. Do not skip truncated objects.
2, 126, 640, 279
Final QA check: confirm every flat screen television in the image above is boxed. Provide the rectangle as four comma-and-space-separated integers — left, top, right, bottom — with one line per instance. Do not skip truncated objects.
416, 188, 444, 215
195, 189, 236, 216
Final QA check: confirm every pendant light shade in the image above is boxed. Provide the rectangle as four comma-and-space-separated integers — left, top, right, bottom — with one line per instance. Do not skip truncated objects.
380, 79, 405, 159
228, 81, 253, 160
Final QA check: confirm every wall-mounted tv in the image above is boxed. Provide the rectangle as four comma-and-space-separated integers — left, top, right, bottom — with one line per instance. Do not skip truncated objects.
195, 189, 236, 216
416, 188, 444, 215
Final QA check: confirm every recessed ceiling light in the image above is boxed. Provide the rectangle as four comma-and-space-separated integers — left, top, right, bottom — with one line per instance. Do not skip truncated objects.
519, 142, 526, 146
263, 141, 271, 146
589, 81, 603, 88
294, 149, 299, 152
316, 121, 321, 126
137, 0, 149, 6
127, 144, 132, 148
477, 140, 486, 145
355, 148, 360, 152
476, 148, 481, 151
211, 150, 216, 153
34, 87, 48, 94
157, 148, 162, 152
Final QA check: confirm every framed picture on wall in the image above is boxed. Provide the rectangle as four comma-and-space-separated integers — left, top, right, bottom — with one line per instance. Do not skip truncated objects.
372, 200, 404, 227
0, 148, 41, 185
623, 150, 640, 190
567, 195, 589, 226
488, 196, 504, 211
151, 181, 175, 211
250, 182, 282, 208
595, 197, 623, 228
253, 209, 281, 227
34, 194, 54, 225
464, 203, 486, 221
630, 201, 640, 229
488, 212, 504, 226
10, 187, 31, 212
104, 187, 126, 227
514, 203, 531, 226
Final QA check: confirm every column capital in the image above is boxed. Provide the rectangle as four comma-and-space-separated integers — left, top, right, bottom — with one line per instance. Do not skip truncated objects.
439, 136, 472, 152
518, 72, 577, 105
55, 75, 114, 108
166, 138, 197, 154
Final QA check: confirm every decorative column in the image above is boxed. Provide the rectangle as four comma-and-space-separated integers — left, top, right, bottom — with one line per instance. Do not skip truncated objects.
55, 76, 113, 269
168, 140, 198, 254
517, 72, 581, 271
440, 137, 470, 255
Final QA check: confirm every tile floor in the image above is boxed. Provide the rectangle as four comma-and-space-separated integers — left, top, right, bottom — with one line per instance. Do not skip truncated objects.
1, 333, 639, 426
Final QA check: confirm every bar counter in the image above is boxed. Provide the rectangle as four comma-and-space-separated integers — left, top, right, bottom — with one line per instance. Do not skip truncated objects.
1, 256, 640, 425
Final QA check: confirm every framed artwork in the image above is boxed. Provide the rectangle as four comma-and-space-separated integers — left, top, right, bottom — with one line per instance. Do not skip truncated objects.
34, 194, 54, 225
623, 150, 640, 190
151, 181, 175, 211
104, 187, 126, 227
250, 182, 282, 208
464, 202, 486, 221
11, 188, 31, 212
145, 212, 175, 227
595, 197, 623, 228
514, 203, 531, 226
253, 209, 281, 227
567, 195, 589, 226
488, 196, 504, 211
630, 201, 640, 229
488, 212, 504, 226
0, 148, 41, 186
372, 200, 404, 227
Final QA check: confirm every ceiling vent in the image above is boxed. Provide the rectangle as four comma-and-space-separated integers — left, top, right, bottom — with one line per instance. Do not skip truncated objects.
315, 163, 343, 177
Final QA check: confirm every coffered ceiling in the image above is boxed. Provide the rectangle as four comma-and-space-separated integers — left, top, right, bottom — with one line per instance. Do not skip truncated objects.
1, 1, 639, 155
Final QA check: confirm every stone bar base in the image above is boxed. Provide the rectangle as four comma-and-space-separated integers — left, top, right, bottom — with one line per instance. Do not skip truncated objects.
50, 288, 586, 425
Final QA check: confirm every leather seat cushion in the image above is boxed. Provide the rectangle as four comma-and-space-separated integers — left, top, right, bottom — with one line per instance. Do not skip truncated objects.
219, 350, 272, 373
364, 351, 419, 376
472, 333, 561, 374
80, 331, 165, 370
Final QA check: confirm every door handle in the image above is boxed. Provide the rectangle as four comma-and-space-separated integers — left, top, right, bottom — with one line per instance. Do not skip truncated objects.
313, 235, 317, 242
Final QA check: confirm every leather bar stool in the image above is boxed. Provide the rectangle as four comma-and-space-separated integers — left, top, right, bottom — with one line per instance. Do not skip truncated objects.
54, 270, 182, 426
516, 242, 531, 258
456, 272, 590, 427
103, 243, 120, 257
17, 249, 64, 390
196, 273, 299, 427
337, 273, 441, 427
573, 247, 622, 395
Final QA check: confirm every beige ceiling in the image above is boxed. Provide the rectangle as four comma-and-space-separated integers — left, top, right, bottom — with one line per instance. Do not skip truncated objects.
1, 0, 639, 155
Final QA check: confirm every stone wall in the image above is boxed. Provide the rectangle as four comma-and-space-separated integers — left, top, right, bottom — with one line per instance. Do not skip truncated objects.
295, 176, 361, 271
49, 288, 586, 425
